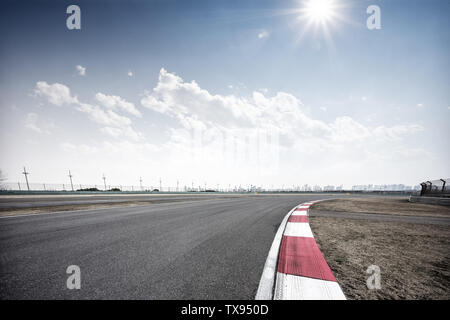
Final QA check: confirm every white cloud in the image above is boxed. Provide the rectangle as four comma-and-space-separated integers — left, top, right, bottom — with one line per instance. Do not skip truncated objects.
24, 113, 43, 133
373, 124, 424, 141
76, 103, 131, 128
34, 81, 141, 141
330, 116, 371, 142
258, 30, 269, 39
76, 65, 86, 76
83, 106, 141, 141
29, 70, 430, 187
34, 81, 78, 106
75, 102, 141, 140
95, 93, 142, 117
99, 126, 141, 141
139, 68, 426, 176
24, 113, 55, 134
141, 69, 331, 141
140, 69, 425, 147
61, 142, 97, 154
141, 68, 259, 129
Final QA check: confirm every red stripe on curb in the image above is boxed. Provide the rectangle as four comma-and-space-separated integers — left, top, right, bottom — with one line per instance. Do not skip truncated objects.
294, 208, 308, 211
288, 215, 309, 223
277, 236, 337, 282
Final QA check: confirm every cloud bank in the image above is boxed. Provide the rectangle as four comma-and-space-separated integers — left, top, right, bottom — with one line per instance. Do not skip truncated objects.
31, 68, 427, 186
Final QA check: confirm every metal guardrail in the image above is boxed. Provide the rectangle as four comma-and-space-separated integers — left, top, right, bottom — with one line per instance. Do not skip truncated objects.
420, 178, 450, 197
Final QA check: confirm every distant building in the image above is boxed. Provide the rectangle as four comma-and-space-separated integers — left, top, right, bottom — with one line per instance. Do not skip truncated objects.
351, 184, 418, 191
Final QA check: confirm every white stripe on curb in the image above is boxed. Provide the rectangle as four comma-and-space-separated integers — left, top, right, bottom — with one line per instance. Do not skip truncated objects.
290, 210, 308, 216
274, 273, 346, 300
283, 222, 314, 238
255, 206, 297, 300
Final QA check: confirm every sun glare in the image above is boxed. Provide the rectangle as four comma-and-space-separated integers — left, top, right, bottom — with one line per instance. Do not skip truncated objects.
304, 0, 335, 22
292, 0, 346, 50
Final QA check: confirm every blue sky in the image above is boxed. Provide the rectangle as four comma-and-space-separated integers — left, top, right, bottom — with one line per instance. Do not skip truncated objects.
0, 0, 449, 189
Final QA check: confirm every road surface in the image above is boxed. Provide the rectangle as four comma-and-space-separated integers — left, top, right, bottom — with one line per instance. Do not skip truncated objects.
0, 194, 339, 299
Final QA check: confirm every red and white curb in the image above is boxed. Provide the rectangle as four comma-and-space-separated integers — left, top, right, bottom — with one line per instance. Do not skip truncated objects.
256, 201, 346, 300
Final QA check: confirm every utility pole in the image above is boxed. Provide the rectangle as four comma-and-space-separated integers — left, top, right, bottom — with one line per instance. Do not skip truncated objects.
140, 177, 143, 191
68, 170, 74, 191
22, 167, 30, 191
159, 178, 162, 192
102, 174, 107, 191
177, 180, 179, 192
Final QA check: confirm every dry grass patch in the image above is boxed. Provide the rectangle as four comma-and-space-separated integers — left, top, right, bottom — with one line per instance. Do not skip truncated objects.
310, 216, 450, 299
312, 197, 450, 217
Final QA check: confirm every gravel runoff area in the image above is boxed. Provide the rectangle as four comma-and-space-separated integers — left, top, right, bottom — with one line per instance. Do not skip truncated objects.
0, 194, 247, 217
309, 197, 450, 299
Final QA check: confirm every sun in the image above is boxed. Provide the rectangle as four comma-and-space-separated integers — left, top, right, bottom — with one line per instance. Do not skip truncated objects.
292, 0, 345, 50
303, 0, 336, 23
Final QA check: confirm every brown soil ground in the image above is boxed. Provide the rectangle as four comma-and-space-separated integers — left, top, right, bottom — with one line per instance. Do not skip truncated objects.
312, 197, 450, 217
309, 198, 450, 300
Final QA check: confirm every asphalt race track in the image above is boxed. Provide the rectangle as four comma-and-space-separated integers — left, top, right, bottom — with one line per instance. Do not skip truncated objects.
0, 194, 343, 299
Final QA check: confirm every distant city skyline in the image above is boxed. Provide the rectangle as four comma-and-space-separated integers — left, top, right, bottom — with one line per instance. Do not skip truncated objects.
1, 176, 423, 193
1, 0, 449, 188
